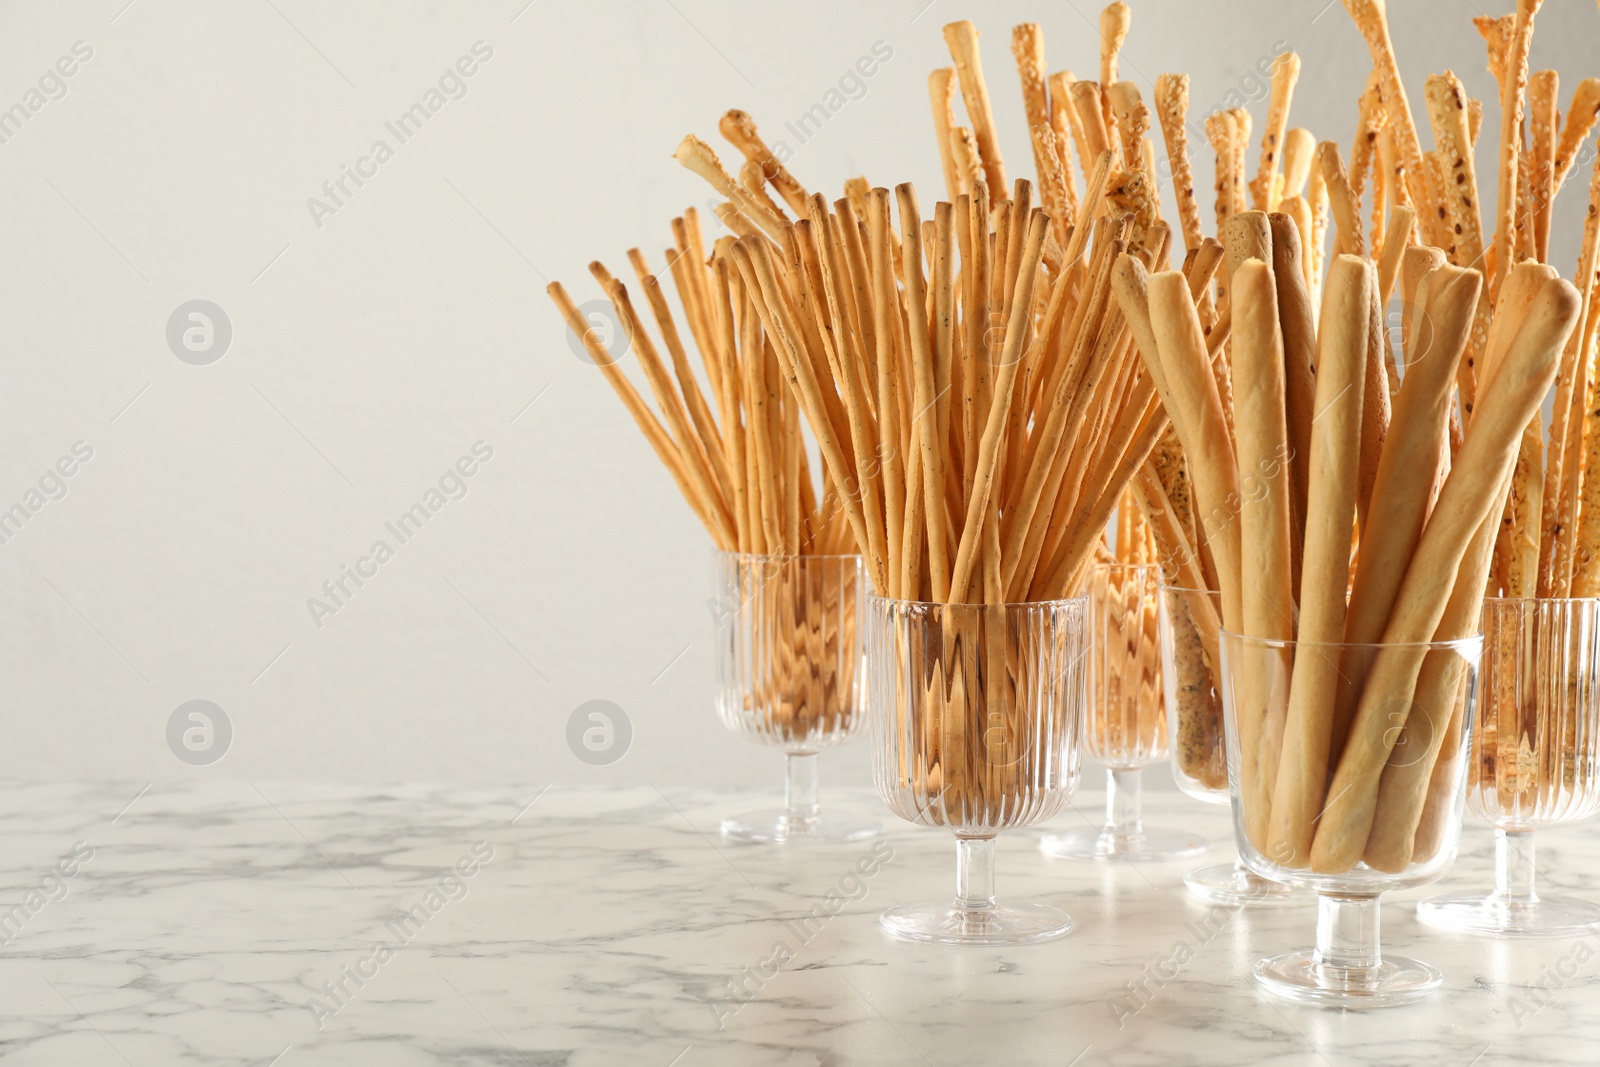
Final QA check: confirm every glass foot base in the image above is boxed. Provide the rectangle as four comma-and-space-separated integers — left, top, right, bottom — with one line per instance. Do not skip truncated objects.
1254, 950, 1441, 1007
879, 899, 1073, 945
1185, 862, 1307, 907
1417, 893, 1600, 938
1041, 826, 1207, 862
719, 809, 881, 844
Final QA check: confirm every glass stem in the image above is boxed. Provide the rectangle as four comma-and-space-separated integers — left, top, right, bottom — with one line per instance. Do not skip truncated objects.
955, 837, 997, 910
1313, 893, 1381, 974
784, 752, 820, 822
1105, 767, 1143, 837
1494, 828, 1539, 906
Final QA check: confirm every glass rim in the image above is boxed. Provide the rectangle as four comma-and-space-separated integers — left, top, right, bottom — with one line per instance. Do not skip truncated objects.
1482, 594, 1600, 606
713, 548, 863, 563
1218, 628, 1482, 653
866, 592, 1087, 611
1157, 584, 1220, 597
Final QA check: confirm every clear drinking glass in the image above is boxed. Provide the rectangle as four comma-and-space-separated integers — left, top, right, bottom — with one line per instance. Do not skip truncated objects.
1220, 630, 1481, 1006
713, 551, 880, 843
1157, 586, 1303, 905
1043, 564, 1205, 862
868, 594, 1088, 945
1418, 596, 1600, 937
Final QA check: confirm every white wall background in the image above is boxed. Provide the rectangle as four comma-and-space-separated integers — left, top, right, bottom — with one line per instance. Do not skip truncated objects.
0, 0, 1595, 787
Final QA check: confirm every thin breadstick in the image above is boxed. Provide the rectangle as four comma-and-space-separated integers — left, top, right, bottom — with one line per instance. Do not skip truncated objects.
720, 110, 808, 216
1228, 109, 1252, 221
1528, 70, 1559, 264
1552, 154, 1600, 593
1252, 52, 1302, 211
943, 21, 1008, 197
1047, 71, 1083, 221
1314, 276, 1578, 873
1424, 72, 1485, 271
1071, 81, 1112, 164
1282, 128, 1317, 201
1014, 25, 1072, 248
1106, 82, 1152, 192
1348, 73, 1387, 245
675, 135, 788, 244
1098, 2, 1132, 137
1487, 0, 1541, 298
1554, 78, 1600, 189
1343, 0, 1435, 233
1356, 276, 1391, 534
928, 70, 966, 203
1317, 141, 1364, 258
1264, 256, 1370, 869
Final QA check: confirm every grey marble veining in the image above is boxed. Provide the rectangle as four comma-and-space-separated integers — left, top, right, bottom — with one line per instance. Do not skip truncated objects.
0, 779, 1595, 1065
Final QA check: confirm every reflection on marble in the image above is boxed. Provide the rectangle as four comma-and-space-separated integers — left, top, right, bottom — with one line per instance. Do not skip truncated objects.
0, 780, 1595, 1064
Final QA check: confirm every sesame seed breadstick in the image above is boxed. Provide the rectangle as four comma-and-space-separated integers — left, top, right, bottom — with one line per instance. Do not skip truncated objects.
1554, 78, 1600, 190
1047, 72, 1083, 221
1106, 82, 1152, 194
1311, 275, 1578, 874
1349, 72, 1387, 244
1551, 154, 1600, 594
1423, 72, 1484, 270
1265, 256, 1371, 869
1013, 25, 1072, 248
1342, 0, 1435, 239
1487, 0, 1544, 298
1229, 109, 1253, 220
943, 21, 1008, 198
1206, 110, 1239, 236
1527, 71, 1559, 266
1154, 73, 1205, 256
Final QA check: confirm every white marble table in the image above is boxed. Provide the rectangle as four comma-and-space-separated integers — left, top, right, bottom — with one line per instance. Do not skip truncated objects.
0, 779, 1596, 1065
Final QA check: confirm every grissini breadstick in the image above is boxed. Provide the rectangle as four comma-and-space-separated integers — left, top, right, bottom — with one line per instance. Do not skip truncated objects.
1356, 276, 1391, 533
1233, 260, 1297, 847
675, 135, 789, 243
1252, 51, 1302, 212
1528, 69, 1559, 264
720, 110, 809, 216
1553, 78, 1600, 189
928, 71, 966, 203
1098, 2, 1131, 125
1268, 212, 1316, 596
1282, 128, 1317, 201
943, 21, 1008, 197
1046, 72, 1083, 222
1342, 0, 1435, 242
1071, 81, 1112, 165
1310, 275, 1579, 873
1154, 73, 1204, 256
1148, 271, 1242, 633
1206, 110, 1239, 237
1264, 255, 1370, 869
1333, 264, 1479, 755
1317, 141, 1364, 258
1363, 500, 1501, 871
1487, 0, 1543, 299
1423, 72, 1484, 271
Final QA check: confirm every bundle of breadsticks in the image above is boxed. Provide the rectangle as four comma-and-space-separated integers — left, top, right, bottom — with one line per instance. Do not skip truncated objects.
548, 215, 860, 741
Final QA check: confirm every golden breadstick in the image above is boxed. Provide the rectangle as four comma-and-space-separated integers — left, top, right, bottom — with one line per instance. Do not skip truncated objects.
1336, 264, 1479, 751
1014, 25, 1072, 248
1400, 245, 1448, 365
720, 110, 808, 216
943, 21, 1008, 197
1071, 81, 1112, 165
928, 70, 966, 203
1311, 275, 1579, 873
1528, 70, 1559, 264
1148, 271, 1242, 632
1265, 256, 1370, 869
1424, 72, 1485, 270
1554, 78, 1600, 189
1317, 141, 1363, 258
1099, 2, 1132, 149
1047, 72, 1083, 221
1342, 0, 1434, 233
1282, 128, 1317, 201
1349, 72, 1387, 245
1228, 108, 1252, 219
1268, 213, 1316, 593
1205, 110, 1238, 235
1488, 264, 1558, 595
1356, 276, 1392, 533
1252, 52, 1302, 211
1106, 81, 1152, 191
1233, 260, 1297, 846
675, 135, 788, 244
1551, 153, 1600, 594
1488, 0, 1542, 298
1154, 73, 1204, 255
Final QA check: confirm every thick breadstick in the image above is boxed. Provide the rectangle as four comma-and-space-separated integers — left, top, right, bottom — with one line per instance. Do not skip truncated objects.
1268, 213, 1317, 589
943, 21, 1008, 197
1264, 256, 1370, 868
1282, 128, 1317, 200
1233, 260, 1297, 846
1149, 271, 1243, 633
1311, 275, 1579, 873
1335, 265, 1480, 752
